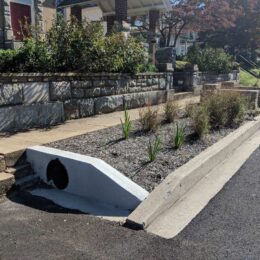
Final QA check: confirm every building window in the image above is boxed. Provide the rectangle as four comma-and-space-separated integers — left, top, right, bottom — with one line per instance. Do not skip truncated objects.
10, 2, 31, 41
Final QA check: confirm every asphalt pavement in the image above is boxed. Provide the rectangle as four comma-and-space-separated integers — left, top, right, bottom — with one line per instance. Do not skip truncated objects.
0, 147, 259, 259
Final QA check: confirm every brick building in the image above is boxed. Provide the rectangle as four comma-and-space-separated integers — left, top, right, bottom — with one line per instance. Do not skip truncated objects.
0, 0, 56, 49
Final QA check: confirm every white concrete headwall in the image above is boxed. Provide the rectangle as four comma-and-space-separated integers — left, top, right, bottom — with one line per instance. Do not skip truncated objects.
26, 146, 149, 212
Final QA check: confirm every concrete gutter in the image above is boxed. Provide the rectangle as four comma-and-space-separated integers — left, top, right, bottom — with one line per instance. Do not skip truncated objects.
126, 116, 260, 230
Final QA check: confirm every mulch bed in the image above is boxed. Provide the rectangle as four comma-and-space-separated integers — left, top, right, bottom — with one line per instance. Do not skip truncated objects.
47, 113, 242, 192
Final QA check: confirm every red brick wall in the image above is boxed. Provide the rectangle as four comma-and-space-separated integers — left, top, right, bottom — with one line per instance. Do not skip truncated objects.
10, 2, 31, 41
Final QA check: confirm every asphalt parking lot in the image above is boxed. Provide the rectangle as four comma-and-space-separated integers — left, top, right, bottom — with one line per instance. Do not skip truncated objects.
0, 148, 259, 260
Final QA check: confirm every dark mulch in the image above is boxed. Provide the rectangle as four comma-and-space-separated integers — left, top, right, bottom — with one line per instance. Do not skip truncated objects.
47, 114, 238, 192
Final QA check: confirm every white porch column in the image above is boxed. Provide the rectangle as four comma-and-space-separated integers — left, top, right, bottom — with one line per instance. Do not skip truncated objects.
2, 0, 14, 49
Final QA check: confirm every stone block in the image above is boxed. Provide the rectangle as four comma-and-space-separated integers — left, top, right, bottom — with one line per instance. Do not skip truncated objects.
50, 82, 71, 101
0, 156, 6, 172
221, 81, 239, 89
85, 88, 101, 98
0, 83, 23, 106
203, 83, 221, 91
124, 93, 146, 109
107, 80, 119, 87
0, 107, 15, 132
14, 105, 39, 130
71, 81, 92, 88
146, 90, 167, 106
166, 89, 175, 102
38, 102, 65, 127
101, 87, 115, 96
159, 78, 166, 89
93, 80, 106, 88
116, 86, 128, 95
64, 100, 80, 120
23, 82, 49, 105
128, 80, 136, 88
95, 95, 124, 114
78, 99, 94, 117
72, 88, 85, 99
127, 87, 141, 93
124, 91, 167, 109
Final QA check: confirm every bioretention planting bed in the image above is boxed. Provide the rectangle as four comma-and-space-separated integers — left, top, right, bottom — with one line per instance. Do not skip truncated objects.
47, 112, 247, 192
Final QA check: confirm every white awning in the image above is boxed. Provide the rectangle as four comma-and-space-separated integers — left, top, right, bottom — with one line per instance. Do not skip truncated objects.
59, 0, 172, 15
97, 0, 172, 16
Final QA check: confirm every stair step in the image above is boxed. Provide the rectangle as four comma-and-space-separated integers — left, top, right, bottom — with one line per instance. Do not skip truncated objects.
5, 163, 34, 180
0, 156, 6, 172
14, 175, 40, 191
0, 173, 15, 196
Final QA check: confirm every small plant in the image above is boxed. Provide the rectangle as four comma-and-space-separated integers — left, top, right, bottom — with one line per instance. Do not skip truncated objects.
164, 101, 179, 123
120, 109, 132, 139
190, 104, 210, 138
148, 136, 161, 162
185, 103, 196, 118
174, 123, 186, 149
139, 106, 160, 132
226, 92, 246, 126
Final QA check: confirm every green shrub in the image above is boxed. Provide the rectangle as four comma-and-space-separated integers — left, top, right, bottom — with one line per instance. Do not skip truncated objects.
204, 92, 247, 128
186, 45, 234, 74
164, 101, 178, 123
185, 103, 197, 118
18, 38, 51, 72
225, 92, 246, 126
120, 109, 132, 139
190, 104, 210, 138
175, 60, 191, 71
205, 93, 228, 128
0, 49, 20, 72
0, 16, 148, 73
92, 33, 147, 73
174, 123, 186, 149
148, 136, 161, 162
139, 106, 160, 132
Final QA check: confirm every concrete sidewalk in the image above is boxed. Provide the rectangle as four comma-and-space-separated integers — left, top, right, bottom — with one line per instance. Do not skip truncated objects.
0, 96, 199, 156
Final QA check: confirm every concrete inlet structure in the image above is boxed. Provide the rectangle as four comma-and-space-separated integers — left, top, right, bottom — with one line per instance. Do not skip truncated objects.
26, 146, 149, 216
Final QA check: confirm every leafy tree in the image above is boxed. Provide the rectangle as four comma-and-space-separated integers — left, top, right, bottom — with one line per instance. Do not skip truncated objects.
199, 0, 260, 54
134, 0, 243, 48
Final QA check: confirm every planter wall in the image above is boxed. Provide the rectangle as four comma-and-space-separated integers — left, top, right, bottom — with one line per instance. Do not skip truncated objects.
0, 72, 173, 132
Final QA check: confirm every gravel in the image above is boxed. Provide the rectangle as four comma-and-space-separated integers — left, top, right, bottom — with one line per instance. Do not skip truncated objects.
47, 116, 236, 192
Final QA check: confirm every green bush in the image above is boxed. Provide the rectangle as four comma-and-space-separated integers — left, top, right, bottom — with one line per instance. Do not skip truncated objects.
186, 45, 234, 74
18, 38, 51, 72
204, 92, 246, 128
0, 16, 148, 74
92, 33, 147, 73
0, 49, 20, 72
164, 101, 178, 123
225, 92, 246, 126
190, 104, 210, 138
139, 106, 160, 133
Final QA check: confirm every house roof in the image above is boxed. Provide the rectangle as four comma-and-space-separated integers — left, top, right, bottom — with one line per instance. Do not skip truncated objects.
58, 0, 172, 15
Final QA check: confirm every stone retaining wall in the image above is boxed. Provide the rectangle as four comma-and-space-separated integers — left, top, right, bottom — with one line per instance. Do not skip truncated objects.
173, 70, 239, 94
0, 73, 173, 132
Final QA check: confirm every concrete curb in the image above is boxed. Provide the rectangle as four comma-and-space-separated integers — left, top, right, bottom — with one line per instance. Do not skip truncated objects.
126, 116, 260, 230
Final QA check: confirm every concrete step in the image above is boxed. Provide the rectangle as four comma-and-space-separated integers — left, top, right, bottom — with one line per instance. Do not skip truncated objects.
0, 156, 6, 172
0, 173, 15, 196
14, 175, 40, 191
5, 163, 34, 180
4, 149, 27, 168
